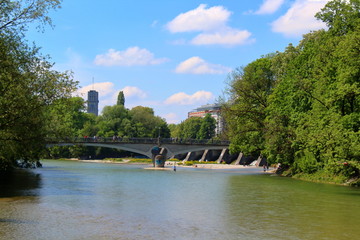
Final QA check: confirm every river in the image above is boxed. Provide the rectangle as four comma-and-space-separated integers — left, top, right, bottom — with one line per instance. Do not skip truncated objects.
1, 160, 359, 240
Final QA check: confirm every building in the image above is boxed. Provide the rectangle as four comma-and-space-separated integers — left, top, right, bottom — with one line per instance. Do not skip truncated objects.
188, 103, 224, 135
87, 90, 99, 116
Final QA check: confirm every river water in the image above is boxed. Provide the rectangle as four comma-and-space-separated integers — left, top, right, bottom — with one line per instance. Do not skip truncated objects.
1, 160, 359, 240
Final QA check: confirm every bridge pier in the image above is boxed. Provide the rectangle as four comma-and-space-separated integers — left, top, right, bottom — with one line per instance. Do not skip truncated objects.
216, 148, 227, 163
151, 147, 168, 167
183, 151, 192, 162
233, 152, 243, 165
199, 149, 209, 162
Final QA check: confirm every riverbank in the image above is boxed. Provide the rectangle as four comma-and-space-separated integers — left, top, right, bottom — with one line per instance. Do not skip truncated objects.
278, 164, 360, 187
61, 158, 150, 164
52, 158, 271, 171
291, 172, 360, 187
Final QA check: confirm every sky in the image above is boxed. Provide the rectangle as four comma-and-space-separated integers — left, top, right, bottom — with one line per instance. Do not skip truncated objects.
27, 0, 331, 124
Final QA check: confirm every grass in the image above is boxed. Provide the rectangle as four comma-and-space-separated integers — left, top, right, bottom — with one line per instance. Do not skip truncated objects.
291, 168, 360, 187
103, 158, 153, 163
177, 160, 220, 166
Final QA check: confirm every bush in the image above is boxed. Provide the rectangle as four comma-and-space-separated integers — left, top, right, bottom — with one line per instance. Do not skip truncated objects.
325, 161, 360, 179
292, 150, 322, 174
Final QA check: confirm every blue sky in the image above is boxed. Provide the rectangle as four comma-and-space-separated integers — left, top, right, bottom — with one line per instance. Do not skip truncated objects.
28, 0, 330, 123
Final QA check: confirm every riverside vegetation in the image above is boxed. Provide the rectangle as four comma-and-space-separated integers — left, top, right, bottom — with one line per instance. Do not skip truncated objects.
0, 0, 359, 186
222, 0, 360, 186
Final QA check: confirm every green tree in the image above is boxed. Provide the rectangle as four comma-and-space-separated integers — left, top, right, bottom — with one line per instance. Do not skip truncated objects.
223, 55, 275, 155
0, 0, 61, 33
263, 43, 305, 165
315, 0, 360, 36
176, 117, 203, 139
264, 0, 360, 174
129, 106, 170, 138
197, 114, 216, 139
0, 0, 77, 170
168, 123, 181, 138
44, 97, 95, 159
169, 123, 183, 139
117, 91, 125, 106
45, 97, 90, 138
97, 105, 129, 137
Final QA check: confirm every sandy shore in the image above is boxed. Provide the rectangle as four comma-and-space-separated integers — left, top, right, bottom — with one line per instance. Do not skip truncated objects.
78, 159, 131, 164
60, 159, 275, 172
178, 163, 256, 169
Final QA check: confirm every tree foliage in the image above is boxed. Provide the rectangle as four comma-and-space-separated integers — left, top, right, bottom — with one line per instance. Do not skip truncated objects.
224, 0, 360, 178
198, 114, 216, 139
315, 0, 360, 35
0, 0, 77, 170
45, 97, 91, 138
223, 55, 275, 155
117, 91, 125, 106
0, 0, 61, 34
171, 115, 217, 140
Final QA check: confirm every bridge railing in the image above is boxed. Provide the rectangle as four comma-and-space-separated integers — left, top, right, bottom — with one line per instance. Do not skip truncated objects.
46, 137, 230, 146
160, 138, 229, 145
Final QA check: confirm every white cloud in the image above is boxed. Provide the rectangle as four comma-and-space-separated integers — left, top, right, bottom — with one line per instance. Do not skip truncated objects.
94, 47, 168, 66
170, 39, 187, 45
271, 0, 329, 37
191, 28, 253, 46
74, 82, 115, 98
121, 86, 147, 99
255, 0, 285, 14
73, 82, 116, 114
175, 57, 232, 74
166, 4, 253, 47
164, 91, 214, 105
74, 84, 150, 115
166, 4, 231, 33
162, 113, 179, 124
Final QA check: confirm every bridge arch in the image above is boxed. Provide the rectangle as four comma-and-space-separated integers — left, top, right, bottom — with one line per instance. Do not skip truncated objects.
46, 142, 157, 159
46, 137, 230, 159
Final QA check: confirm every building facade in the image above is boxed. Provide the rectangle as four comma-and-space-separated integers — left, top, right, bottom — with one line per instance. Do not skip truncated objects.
87, 90, 99, 116
188, 103, 224, 135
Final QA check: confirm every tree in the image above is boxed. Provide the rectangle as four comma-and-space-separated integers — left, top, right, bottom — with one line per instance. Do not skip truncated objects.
222, 55, 275, 155
169, 123, 183, 139
97, 105, 129, 137
175, 117, 203, 139
45, 97, 90, 138
0, 0, 77, 170
129, 106, 170, 138
264, 0, 360, 174
197, 114, 216, 139
315, 0, 360, 36
117, 91, 125, 106
0, 0, 61, 34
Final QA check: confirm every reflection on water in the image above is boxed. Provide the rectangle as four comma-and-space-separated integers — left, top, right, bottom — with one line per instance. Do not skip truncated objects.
0, 160, 359, 240
223, 175, 360, 240
0, 169, 42, 198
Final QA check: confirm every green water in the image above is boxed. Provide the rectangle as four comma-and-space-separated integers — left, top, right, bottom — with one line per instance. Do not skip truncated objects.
1, 160, 359, 240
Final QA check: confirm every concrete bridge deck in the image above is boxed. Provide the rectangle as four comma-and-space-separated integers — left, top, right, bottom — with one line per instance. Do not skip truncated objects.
46, 137, 266, 166
46, 137, 230, 160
